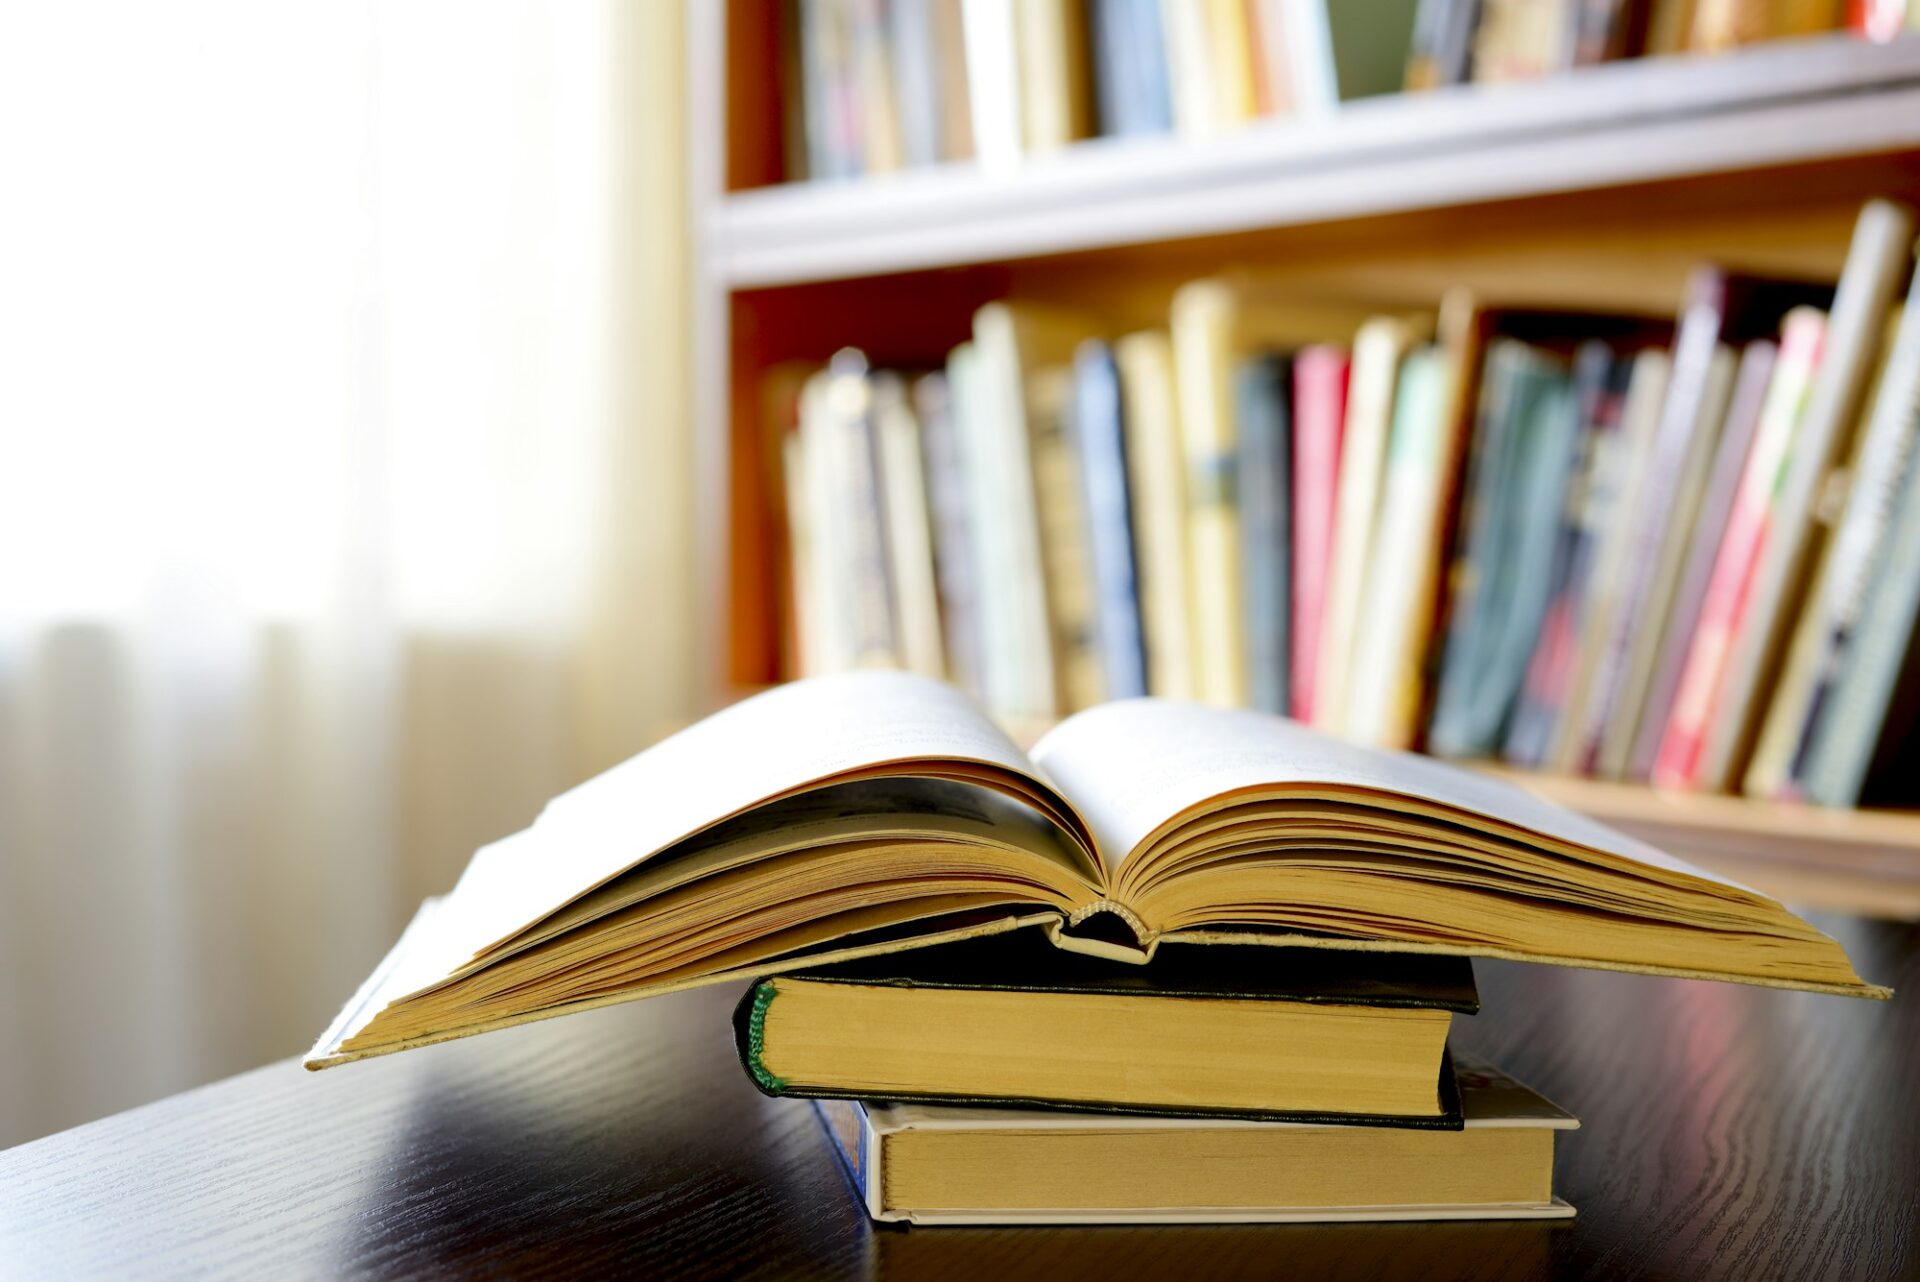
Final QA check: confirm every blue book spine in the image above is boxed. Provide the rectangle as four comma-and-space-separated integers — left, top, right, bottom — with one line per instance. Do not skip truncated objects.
1089, 0, 1173, 137
1072, 341, 1149, 700
1236, 355, 1292, 716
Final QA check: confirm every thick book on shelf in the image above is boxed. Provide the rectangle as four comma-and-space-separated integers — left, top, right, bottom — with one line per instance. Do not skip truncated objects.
813, 1055, 1577, 1225
735, 932, 1475, 1124
306, 670, 1882, 1069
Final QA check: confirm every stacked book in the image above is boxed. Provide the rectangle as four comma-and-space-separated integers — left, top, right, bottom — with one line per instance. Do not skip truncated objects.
736, 932, 1578, 1224
777, 0, 1904, 182
771, 198, 1920, 808
305, 672, 1884, 1222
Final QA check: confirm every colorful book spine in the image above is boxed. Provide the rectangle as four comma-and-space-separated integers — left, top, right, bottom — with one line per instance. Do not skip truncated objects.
1624, 339, 1779, 780
1089, 0, 1174, 136
1428, 342, 1580, 758
1766, 262, 1920, 797
1800, 416, 1920, 806
1503, 342, 1623, 767
1236, 354, 1293, 716
1073, 341, 1150, 701
1691, 199, 1916, 792
1651, 308, 1827, 789
1289, 345, 1349, 723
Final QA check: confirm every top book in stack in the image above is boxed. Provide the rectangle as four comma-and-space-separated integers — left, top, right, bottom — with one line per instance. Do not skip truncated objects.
306, 670, 1884, 1069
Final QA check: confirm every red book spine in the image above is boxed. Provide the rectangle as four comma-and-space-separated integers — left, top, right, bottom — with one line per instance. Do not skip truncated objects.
1289, 345, 1350, 722
1651, 310, 1827, 788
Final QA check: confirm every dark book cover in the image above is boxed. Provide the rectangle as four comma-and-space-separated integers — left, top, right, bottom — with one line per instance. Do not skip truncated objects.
1236, 354, 1293, 716
735, 930, 1475, 1129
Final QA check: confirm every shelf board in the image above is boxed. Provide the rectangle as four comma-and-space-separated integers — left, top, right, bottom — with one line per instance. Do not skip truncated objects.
715, 34, 1920, 290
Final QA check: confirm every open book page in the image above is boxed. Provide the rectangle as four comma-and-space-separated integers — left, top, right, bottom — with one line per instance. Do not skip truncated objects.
394, 671, 1089, 999
1031, 698, 1752, 892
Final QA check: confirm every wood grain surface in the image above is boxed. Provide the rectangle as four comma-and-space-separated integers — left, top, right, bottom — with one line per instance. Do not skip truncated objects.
2, 912, 1916, 1280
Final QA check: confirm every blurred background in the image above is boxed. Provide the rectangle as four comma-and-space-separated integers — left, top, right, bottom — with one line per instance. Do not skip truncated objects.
7, 0, 1920, 1149
0, 2, 698, 1147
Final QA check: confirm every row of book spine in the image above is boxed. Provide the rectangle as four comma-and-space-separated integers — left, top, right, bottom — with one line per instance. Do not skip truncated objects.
781, 0, 1918, 183
1405, 0, 1915, 90
772, 199, 1920, 809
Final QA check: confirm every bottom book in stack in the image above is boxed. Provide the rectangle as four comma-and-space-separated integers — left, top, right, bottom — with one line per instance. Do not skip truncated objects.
811, 1059, 1576, 1225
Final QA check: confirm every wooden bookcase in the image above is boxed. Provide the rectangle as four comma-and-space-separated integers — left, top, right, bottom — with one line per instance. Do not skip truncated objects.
686, 4, 1920, 908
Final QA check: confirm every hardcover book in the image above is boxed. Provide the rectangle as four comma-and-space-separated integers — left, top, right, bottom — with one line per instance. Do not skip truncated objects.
307, 670, 1881, 1069
813, 1055, 1578, 1224
736, 931, 1476, 1123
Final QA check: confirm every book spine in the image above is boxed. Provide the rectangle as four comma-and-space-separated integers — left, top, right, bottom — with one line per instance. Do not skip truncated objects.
1236, 354, 1293, 715
1555, 267, 1730, 772
1547, 348, 1671, 774
1116, 331, 1196, 700
931, 0, 978, 160
1767, 267, 1920, 796
1318, 318, 1410, 733
1624, 338, 1778, 779
889, 0, 944, 167
1033, 366, 1107, 711
1650, 309, 1827, 788
850, 0, 905, 172
1161, 0, 1218, 133
1692, 198, 1916, 792
1092, 0, 1175, 135
962, 0, 1024, 168
873, 374, 947, 678
1174, 283, 1249, 706
1018, 0, 1095, 151
1289, 345, 1349, 722
1248, 0, 1299, 114
916, 372, 985, 698
1344, 344, 1452, 748
1593, 342, 1736, 779
1074, 341, 1151, 701
1801, 428, 1920, 806
1504, 341, 1620, 767
1205, 0, 1260, 124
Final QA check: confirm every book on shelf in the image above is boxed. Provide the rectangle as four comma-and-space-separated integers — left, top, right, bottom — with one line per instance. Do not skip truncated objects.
1764, 253, 1920, 802
1622, 337, 1780, 779
1655, 200, 1916, 789
1316, 314, 1422, 736
1288, 342, 1350, 723
737, 931, 1475, 1123
764, 198, 1918, 813
1690, 199, 1917, 791
1071, 340, 1150, 702
1114, 329, 1196, 701
1343, 292, 1481, 751
1504, 340, 1632, 768
1236, 352, 1293, 716
306, 668, 1883, 1070
775, 0, 1864, 185
812, 1055, 1578, 1224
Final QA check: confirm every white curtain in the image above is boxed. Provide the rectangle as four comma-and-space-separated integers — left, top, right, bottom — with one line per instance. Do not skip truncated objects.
0, 1, 696, 1146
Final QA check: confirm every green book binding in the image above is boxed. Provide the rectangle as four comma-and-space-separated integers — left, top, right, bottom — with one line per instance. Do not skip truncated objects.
734, 930, 1475, 1129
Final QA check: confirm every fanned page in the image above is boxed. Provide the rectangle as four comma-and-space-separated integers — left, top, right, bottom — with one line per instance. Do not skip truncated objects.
1031, 699, 1881, 996
308, 672, 1102, 1066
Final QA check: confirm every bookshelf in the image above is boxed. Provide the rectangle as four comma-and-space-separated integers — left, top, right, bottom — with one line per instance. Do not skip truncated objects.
688, 5, 1920, 903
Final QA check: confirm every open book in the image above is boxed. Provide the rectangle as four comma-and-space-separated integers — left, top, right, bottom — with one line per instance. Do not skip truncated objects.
307, 671, 1882, 1068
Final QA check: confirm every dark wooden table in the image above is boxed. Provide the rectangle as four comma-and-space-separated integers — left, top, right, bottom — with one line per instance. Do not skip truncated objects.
3, 911, 1917, 1281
